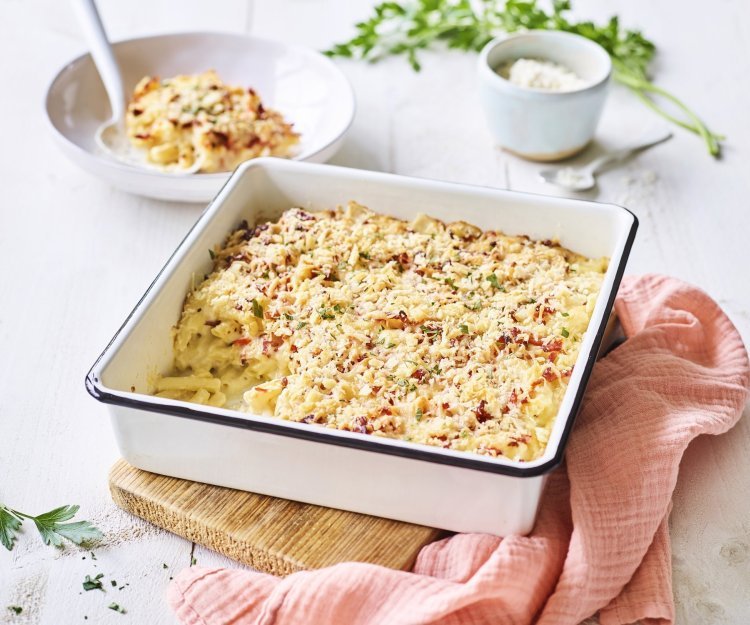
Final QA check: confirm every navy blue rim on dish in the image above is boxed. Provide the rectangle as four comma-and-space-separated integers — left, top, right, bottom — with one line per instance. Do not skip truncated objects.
85, 180, 638, 480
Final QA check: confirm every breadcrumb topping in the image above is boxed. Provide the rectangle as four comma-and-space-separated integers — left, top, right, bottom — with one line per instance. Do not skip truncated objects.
154, 203, 607, 461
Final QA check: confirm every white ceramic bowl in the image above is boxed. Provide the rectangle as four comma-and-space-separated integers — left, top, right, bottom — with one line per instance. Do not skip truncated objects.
478, 31, 611, 161
86, 158, 637, 536
45, 32, 355, 202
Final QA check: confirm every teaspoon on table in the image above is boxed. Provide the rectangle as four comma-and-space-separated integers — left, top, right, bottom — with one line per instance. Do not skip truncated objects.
72, 0, 202, 174
539, 131, 673, 192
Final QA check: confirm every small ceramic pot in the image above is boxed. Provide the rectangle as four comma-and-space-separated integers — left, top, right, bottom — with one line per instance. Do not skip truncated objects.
478, 31, 612, 161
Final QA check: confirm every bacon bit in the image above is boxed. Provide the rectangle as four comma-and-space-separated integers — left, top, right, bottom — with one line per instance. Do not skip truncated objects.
353, 416, 369, 434
441, 402, 450, 410
296, 210, 315, 221
208, 130, 229, 148
372, 385, 382, 394
507, 440, 519, 447
281, 377, 288, 387
548, 352, 559, 362
526, 335, 544, 347
255, 387, 267, 393
290, 344, 298, 353
390, 252, 410, 267
380, 407, 392, 416
364, 340, 375, 350
411, 368, 427, 382
302, 414, 316, 424
508, 389, 519, 404
509, 310, 519, 322
474, 400, 492, 423
543, 339, 563, 352
256, 102, 266, 118
131, 107, 144, 117
414, 268, 426, 277
243, 223, 268, 241
134, 133, 150, 140
561, 367, 573, 378
388, 396, 395, 406
542, 367, 558, 382
354, 354, 367, 363
541, 239, 556, 247
204, 320, 221, 327
261, 334, 284, 354
233, 337, 251, 346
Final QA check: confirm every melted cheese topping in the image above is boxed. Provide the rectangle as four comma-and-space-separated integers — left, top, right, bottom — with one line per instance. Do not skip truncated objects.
154, 203, 608, 461
126, 70, 299, 173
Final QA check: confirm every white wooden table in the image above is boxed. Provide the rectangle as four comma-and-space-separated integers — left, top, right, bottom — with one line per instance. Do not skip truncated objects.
2, 1, 749, 623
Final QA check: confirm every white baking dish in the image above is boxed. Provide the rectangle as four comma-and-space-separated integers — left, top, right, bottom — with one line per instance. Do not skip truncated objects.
87, 159, 637, 536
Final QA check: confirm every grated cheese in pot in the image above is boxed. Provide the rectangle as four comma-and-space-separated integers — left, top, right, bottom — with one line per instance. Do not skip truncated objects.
498, 58, 586, 92
153, 203, 608, 462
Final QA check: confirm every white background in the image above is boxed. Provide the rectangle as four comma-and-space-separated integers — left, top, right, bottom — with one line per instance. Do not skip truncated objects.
1, 0, 749, 623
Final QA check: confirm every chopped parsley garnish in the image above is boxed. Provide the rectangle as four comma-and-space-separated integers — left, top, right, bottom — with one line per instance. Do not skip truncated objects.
208, 248, 216, 260
108, 603, 126, 614
386, 342, 396, 349
415, 408, 423, 422
318, 308, 335, 320
561, 312, 569, 317
82, 573, 104, 592
358, 251, 371, 260
8, 606, 22, 615
251, 299, 264, 319
111, 580, 117, 587
420, 324, 441, 337
296, 321, 308, 329
561, 328, 570, 338
486, 274, 505, 291
332, 304, 344, 313
444, 277, 456, 289
284, 313, 294, 320
261, 270, 270, 279
459, 324, 469, 334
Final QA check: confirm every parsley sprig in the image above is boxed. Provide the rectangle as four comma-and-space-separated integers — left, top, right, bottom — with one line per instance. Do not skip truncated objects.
325, 0, 722, 156
0, 503, 102, 551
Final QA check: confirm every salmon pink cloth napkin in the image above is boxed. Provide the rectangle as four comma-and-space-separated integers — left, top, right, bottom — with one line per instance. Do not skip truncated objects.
168, 275, 749, 625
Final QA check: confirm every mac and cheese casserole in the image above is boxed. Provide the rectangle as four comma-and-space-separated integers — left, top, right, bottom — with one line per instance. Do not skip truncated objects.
154, 203, 608, 461
126, 70, 299, 173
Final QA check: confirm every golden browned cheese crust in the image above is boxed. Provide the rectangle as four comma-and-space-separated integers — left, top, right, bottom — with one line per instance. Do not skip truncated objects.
154, 203, 608, 461
126, 70, 299, 173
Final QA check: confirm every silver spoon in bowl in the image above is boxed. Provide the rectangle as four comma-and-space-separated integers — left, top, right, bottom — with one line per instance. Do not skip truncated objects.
72, 0, 202, 174
539, 131, 673, 192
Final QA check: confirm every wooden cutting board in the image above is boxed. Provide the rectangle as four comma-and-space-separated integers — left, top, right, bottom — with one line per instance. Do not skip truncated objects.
109, 459, 445, 576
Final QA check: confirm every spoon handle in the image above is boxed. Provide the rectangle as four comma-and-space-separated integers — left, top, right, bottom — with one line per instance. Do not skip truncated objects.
72, 0, 126, 123
588, 131, 673, 174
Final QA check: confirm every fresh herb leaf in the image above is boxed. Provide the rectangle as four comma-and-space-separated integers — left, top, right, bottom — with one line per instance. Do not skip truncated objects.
2, 504, 102, 550
251, 299, 264, 319
0, 506, 22, 551
561, 328, 570, 338
358, 251, 371, 260
191, 556, 197, 566
444, 277, 456, 289
419, 324, 441, 337
296, 321, 308, 330
208, 248, 216, 260
459, 324, 469, 334
82, 573, 104, 592
486, 274, 505, 291
108, 603, 126, 614
561, 312, 570, 317
325, 0, 722, 156
318, 308, 335, 320
8, 606, 22, 615
415, 408, 423, 421
162, 563, 169, 569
